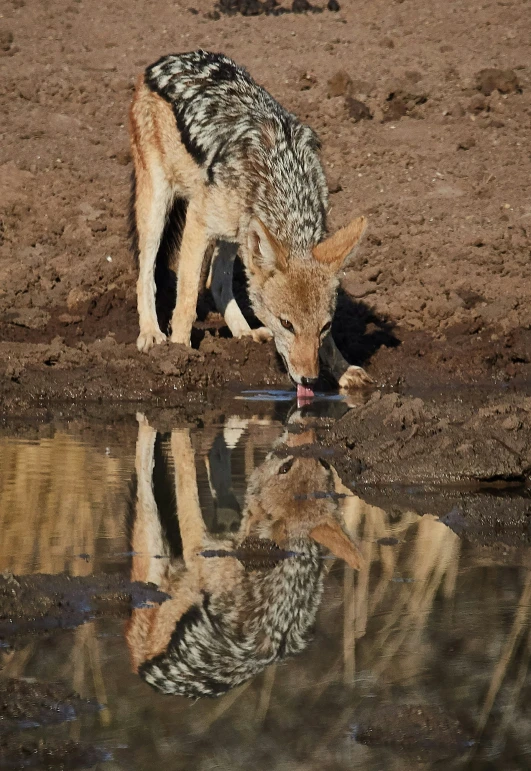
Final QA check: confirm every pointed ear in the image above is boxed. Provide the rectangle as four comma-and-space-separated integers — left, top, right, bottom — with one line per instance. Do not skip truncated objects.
247, 217, 288, 276
313, 216, 367, 271
310, 519, 363, 570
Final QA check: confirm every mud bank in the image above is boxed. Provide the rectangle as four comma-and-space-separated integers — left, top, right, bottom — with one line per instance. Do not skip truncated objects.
0, 573, 168, 647
0, 678, 100, 733
2, 318, 531, 418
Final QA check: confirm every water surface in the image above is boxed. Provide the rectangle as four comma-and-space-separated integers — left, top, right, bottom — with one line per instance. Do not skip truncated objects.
1, 400, 530, 770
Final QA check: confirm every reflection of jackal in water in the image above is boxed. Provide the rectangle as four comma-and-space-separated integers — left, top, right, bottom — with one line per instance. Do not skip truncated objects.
126, 414, 362, 698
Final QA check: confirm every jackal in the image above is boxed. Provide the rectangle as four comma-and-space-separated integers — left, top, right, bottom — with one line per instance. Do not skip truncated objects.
126, 414, 362, 698
129, 50, 373, 399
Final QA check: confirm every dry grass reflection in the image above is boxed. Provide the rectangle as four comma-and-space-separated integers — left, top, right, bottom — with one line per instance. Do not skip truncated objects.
0, 433, 126, 575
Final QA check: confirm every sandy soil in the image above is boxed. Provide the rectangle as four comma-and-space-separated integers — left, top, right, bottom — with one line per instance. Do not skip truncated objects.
1, 0, 530, 408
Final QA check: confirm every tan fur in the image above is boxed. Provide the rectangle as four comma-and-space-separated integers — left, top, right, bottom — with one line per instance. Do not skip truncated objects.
126, 414, 362, 676
313, 216, 368, 268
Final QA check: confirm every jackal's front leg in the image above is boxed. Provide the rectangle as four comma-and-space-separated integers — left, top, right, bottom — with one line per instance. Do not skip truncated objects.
134, 167, 173, 353
171, 429, 207, 565
131, 413, 168, 586
209, 241, 272, 343
319, 334, 374, 389
170, 202, 210, 347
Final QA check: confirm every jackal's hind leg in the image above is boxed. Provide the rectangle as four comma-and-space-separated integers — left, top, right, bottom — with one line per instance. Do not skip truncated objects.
134, 166, 173, 353
319, 334, 374, 389
209, 240, 272, 343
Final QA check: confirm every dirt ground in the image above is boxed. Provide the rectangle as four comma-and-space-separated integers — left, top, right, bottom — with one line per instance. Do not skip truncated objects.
1, 0, 531, 484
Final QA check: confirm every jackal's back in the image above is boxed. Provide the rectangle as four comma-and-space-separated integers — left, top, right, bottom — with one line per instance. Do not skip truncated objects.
145, 50, 328, 252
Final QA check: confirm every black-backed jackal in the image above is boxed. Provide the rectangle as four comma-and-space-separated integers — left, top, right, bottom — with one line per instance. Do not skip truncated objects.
126, 414, 362, 698
129, 50, 373, 399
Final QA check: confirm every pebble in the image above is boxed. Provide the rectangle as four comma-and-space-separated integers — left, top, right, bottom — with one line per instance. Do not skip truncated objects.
345, 96, 372, 122
475, 68, 520, 96
327, 70, 352, 98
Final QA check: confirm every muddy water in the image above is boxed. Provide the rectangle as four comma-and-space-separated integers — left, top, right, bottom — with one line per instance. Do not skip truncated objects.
1, 397, 530, 770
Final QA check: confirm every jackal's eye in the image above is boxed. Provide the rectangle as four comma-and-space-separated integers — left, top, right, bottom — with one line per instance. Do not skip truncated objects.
280, 318, 295, 333
278, 457, 294, 475
320, 321, 332, 336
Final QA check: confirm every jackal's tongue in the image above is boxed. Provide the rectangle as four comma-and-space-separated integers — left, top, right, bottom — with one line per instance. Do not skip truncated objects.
296, 384, 315, 402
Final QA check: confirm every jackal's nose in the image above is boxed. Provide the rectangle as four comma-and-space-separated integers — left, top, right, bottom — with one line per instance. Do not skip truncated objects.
301, 376, 318, 387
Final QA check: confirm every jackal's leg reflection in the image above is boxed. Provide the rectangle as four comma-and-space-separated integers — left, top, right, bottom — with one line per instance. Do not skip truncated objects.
127, 419, 205, 673
127, 414, 362, 698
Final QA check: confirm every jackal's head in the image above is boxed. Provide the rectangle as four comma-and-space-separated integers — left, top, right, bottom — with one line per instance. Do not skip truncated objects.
244, 216, 367, 389
242, 438, 363, 571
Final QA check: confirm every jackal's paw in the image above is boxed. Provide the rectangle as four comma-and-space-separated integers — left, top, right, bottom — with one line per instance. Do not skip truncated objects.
338, 365, 375, 390
136, 413, 155, 436
137, 329, 167, 353
136, 412, 150, 427
170, 331, 192, 347
248, 326, 273, 343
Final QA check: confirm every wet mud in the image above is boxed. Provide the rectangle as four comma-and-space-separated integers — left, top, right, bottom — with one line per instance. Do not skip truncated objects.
0, 573, 168, 647
0, 678, 100, 733
355, 704, 471, 757
0, 733, 108, 770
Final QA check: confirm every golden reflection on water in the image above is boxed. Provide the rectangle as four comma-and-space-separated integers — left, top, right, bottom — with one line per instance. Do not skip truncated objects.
0, 416, 529, 769
0, 434, 127, 575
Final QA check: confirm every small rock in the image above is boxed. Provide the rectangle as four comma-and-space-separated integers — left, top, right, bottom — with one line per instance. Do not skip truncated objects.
405, 70, 422, 83
205, 9, 221, 18
467, 93, 487, 113
0, 30, 14, 51
501, 415, 521, 431
18, 82, 38, 101
362, 266, 381, 281
345, 96, 372, 122
475, 68, 520, 96
380, 37, 395, 49
382, 97, 407, 122
67, 288, 92, 310
328, 176, 342, 194
382, 89, 427, 122
350, 78, 373, 96
327, 0, 340, 10
58, 313, 82, 325
115, 149, 132, 165
328, 70, 352, 98
188, 6, 199, 12
8, 308, 50, 330
457, 136, 476, 150
341, 277, 377, 299
292, 0, 311, 11
299, 71, 316, 91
